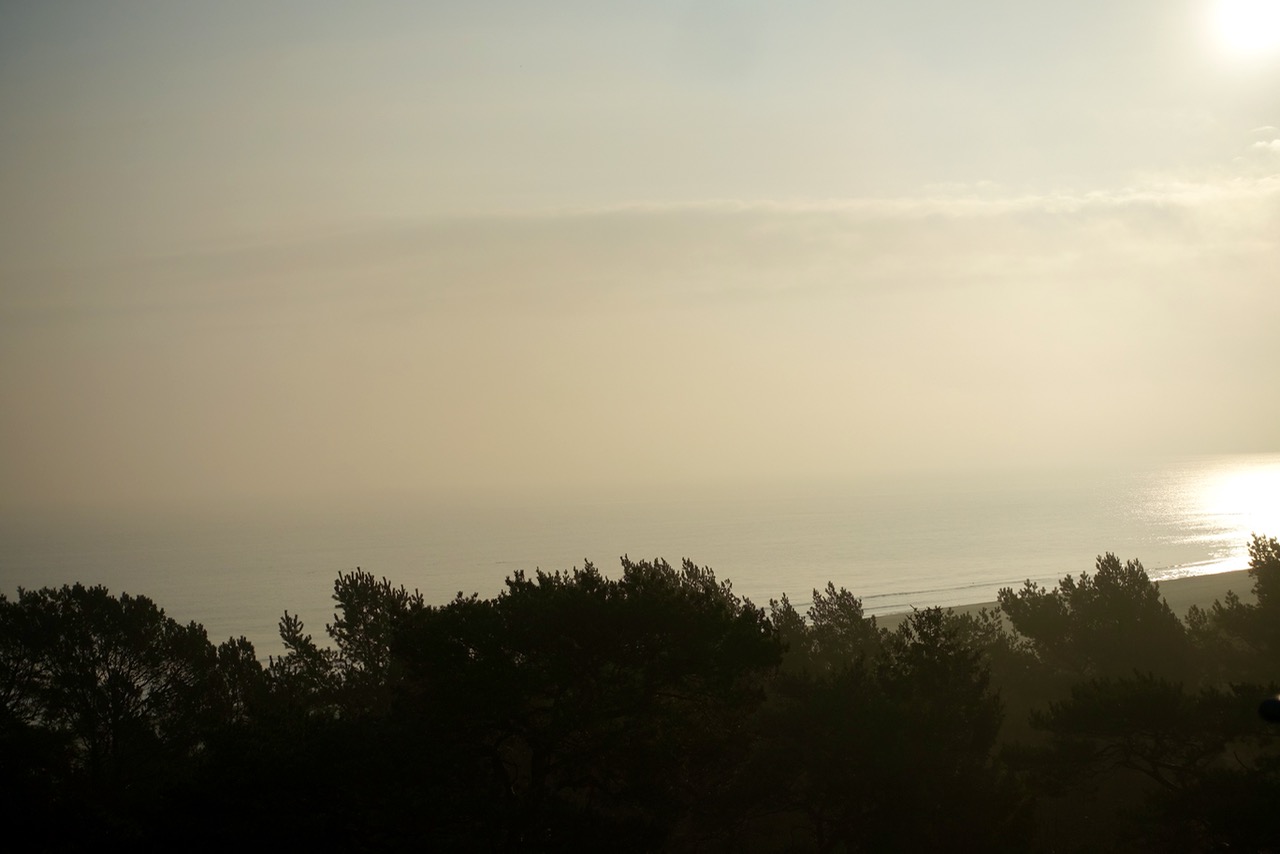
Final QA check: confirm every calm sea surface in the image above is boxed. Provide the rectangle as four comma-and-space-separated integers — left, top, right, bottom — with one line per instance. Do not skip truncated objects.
2, 454, 1278, 657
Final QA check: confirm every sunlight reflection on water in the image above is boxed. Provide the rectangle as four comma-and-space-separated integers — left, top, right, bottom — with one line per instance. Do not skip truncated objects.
1137, 455, 1280, 580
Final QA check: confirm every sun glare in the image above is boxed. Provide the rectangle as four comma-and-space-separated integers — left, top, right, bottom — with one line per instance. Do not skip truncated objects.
1201, 462, 1280, 546
1212, 0, 1280, 56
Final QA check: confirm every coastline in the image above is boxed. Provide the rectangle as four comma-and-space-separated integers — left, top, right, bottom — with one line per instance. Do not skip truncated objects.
876, 568, 1257, 629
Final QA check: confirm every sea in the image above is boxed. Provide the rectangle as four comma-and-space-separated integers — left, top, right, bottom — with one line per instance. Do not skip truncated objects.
2, 453, 1278, 658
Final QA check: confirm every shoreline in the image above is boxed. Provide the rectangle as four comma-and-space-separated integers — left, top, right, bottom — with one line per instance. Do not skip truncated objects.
876, 568, 1257, 629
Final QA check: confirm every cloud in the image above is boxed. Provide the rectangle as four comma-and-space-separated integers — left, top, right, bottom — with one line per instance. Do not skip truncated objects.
1252, 139, 1280, 153
4, 172, 1279, 333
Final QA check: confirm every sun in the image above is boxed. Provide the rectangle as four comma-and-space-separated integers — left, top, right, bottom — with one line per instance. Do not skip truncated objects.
1212, 0, 1280, 56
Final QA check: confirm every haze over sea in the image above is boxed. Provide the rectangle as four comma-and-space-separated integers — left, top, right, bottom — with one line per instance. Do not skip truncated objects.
3, 453, 1276, 657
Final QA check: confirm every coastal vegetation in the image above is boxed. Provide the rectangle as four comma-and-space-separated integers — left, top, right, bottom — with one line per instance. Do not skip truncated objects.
2, 537, 1278, 851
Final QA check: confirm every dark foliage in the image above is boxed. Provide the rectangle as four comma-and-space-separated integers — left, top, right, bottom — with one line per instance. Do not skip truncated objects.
997, 553, 1191, 683
0, 583, 260, 846
1005, 539, 1280, 851
4, 539, 1278, 851
391, 557, 782, 850
1185, 534, 1280, 685
733, 605, 1028, 852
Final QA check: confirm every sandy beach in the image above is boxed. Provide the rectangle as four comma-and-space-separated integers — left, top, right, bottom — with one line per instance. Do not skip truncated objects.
878, 568, 1258, 629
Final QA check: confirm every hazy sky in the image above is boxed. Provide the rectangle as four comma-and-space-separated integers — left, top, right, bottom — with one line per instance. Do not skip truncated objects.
2, 1, 1278, 513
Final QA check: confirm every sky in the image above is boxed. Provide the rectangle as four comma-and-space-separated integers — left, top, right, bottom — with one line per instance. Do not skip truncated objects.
1, 0, 1278, 514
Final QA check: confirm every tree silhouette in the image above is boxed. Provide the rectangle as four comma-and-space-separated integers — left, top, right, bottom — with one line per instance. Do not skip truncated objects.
6, 538, 1279, 850
770, 582, 880, 676
730, 606, 1027, 852
0, 583, 260, 843
1249, 533, 1280, 612
391, 557, 781, 849
266, 568, 425, 719
998, 554, 1189, 682
1185, 534, 1280, 684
